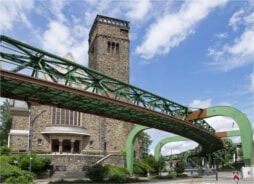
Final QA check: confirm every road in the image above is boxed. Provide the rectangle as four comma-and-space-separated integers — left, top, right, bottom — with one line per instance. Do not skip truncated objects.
137, 172, 254, 184
35, 171, 254, 184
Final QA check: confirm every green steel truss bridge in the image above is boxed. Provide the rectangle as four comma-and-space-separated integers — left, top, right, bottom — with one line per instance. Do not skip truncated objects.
0, 35, 222, 154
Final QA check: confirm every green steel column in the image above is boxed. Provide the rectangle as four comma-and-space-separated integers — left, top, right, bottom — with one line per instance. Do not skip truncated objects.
126, 125, 149, 175
154, 136, 188, 161
206, 106, 253, 166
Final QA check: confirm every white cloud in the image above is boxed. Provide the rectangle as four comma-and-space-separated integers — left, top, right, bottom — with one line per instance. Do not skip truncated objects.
47, 0, 68, 23
125, 0, 151, 20
208, 7, 254, 71
205, 116, 239, 132
136, 0, 228, 59
0, 0, 34, 32
41, 20, 89, 65
189, 99, 212, 109
42, 21, 72, 54
162, 141, 198, 156
214, 32, 228, 39
229, 9, 245, 31
228, 29, 254, 57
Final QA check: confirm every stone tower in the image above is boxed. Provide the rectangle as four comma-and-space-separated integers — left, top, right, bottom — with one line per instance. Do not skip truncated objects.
88, 15, 129, 82
87, 15, 134, 156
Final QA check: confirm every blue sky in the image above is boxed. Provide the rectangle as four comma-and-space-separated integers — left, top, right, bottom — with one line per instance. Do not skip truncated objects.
1, 0, 253, 155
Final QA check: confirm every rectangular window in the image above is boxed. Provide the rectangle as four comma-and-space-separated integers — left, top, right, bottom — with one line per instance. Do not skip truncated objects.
37, 139, 42, 146
51, 107, 82, 126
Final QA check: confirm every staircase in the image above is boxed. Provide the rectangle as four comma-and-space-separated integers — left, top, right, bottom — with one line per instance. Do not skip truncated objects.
51, 171, 85, 179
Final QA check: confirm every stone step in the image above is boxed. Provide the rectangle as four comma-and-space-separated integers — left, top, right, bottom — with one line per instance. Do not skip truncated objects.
51, 171, 84, 179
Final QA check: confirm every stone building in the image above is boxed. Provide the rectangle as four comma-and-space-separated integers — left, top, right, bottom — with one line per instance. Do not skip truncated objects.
8, 15, 139, 171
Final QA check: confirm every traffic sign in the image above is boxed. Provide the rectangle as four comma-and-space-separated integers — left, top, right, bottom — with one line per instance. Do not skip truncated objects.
233, 171, 239, 181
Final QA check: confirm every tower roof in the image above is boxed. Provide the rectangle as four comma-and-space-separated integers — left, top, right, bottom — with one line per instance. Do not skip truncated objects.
89, 15, 129, 37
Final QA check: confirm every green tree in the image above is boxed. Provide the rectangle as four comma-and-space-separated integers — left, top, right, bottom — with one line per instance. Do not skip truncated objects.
136, 131, 152, 157
215, 138, 236, 163
174, 159, 187, 174
0, 99, 12, 146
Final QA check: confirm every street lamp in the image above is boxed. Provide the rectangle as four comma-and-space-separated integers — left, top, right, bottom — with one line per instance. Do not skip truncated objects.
159, 143, 164, 176
27, 102, 46, 177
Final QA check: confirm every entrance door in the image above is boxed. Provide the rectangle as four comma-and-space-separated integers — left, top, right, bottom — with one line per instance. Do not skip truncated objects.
52, 139, 59, 152
62, 140, 71, 152
74, 140, 80, 153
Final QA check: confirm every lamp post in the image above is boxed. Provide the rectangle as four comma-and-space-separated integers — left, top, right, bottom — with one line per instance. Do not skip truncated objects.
159, 143, 163, 176
27, 102, 46, 177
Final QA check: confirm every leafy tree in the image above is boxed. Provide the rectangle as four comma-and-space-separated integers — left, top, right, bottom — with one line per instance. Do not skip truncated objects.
215, 138, 236, 163
174, 159, 186, 174
0, 99, 12, 146
136, 131, 152, 157
143, 155, 159, 172
133, 155, 166, 175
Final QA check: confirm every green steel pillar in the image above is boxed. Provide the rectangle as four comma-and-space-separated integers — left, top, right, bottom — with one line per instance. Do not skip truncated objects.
206, 106, 253, 166
125, 125, 149, 175
154, 136, 188, 161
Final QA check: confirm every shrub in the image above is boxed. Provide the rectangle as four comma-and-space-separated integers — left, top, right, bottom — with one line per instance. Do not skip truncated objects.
0, 155, 32, 183
168, 171, 177, 178
0, 146, 11, 155
4, 175, 33, 184
14, 153, 51, 173
174, 159, 186, 174
106, 164, 129, 177
108, 174, 126, 183
85, 164, 107, 182
106, 165, 129, 183
133, 161, 152, 175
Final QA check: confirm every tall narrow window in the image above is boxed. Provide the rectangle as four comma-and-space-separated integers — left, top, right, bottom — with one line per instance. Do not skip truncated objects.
51, 107, 82, 126
112, 42, 115, 55
116, 43, 119, 55
107, 42, 110, 53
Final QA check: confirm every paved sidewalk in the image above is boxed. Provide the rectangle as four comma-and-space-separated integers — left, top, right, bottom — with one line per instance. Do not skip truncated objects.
34, 172, 254, 184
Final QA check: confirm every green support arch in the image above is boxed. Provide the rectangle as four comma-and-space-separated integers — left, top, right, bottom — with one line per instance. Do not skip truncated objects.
153, 129, 251, 162
154, 136, 188, 161
154, 106, 253, 166
126, 106, 253, 175
206, 106, 253, 166
126, 125, 149, 175
154, 130, 254, 166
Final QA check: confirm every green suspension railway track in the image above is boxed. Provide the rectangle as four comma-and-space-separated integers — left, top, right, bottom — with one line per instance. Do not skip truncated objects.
0, 35, 223, 154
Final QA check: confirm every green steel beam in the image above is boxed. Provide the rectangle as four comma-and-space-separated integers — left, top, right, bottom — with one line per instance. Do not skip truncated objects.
126, 125, 149, 176
206, 106, 253, 166
1, 35, 225, 170
154, 136, 189, 161
0, 35, 189, 119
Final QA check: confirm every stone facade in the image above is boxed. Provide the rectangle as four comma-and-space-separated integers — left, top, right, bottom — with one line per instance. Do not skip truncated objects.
87, 15, 134, 155
8, 15, 139, 171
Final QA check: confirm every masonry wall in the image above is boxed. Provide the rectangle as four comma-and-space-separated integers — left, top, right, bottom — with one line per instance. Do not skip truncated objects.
87, 16, 135, 156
